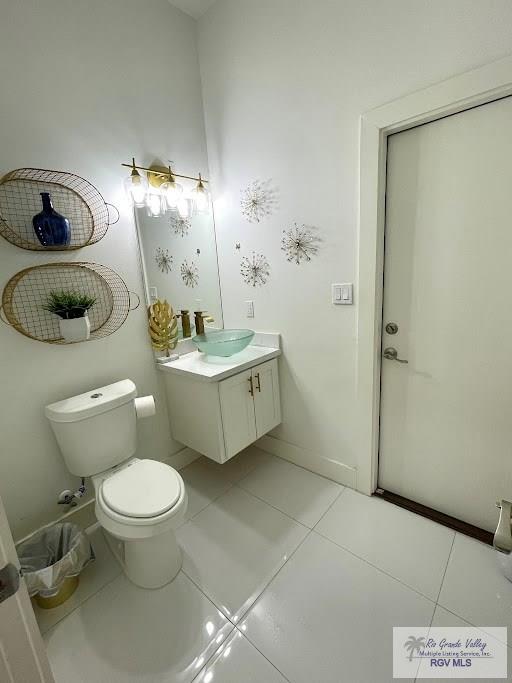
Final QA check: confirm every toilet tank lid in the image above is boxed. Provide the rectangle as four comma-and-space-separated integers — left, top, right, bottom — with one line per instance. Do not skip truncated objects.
45, 379, 137, 423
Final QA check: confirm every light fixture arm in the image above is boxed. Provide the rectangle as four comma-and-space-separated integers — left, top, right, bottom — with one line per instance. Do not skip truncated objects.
121, 161, 209, 184
130, 157, 141, 178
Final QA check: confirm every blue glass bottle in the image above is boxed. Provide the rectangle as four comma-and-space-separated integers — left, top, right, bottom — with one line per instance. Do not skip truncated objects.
32, 192, 71, 247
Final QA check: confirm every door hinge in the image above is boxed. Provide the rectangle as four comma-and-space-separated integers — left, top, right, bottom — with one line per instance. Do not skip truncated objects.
0, 563, 21, 604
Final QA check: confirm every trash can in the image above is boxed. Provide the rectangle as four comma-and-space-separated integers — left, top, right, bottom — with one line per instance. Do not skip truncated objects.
17, 522, 95, 609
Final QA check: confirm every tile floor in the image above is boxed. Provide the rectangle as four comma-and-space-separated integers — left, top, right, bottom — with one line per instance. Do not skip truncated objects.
39, 446, 512, 682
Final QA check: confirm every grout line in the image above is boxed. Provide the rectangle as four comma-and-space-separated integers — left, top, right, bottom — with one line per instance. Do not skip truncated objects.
180, 564, 232, 620
182, 449, 275, 523
232, 528, 313, 626
39, 568, 122, 636
180, 520, 312, 629
233, 627, 293, 682
231, 483, 311, 530
183, 482, 235, 522
435, 531, 456, 604
241, 447, 346, 487
414, 593, 439, 681
311, 485, 347, 530
311, 527, 438, 604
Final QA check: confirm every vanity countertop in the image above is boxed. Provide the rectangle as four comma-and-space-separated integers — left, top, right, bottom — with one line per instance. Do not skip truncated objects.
157, 332, 281, 383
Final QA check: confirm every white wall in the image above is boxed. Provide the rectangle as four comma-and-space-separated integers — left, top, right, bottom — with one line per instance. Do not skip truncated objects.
0, 0, 208, 540
197, 0, 512, 484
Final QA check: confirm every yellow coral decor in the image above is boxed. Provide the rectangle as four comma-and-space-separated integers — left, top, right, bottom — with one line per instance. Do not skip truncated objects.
148, 299, 178, 356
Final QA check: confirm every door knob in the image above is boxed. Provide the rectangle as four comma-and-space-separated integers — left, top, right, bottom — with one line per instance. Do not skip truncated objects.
383, 347, 408, 364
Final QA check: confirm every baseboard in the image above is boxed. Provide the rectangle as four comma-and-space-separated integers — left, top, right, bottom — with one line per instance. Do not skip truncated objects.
16, 448, 200, 547
256, 435, 357, 488
16, 498, 97, 547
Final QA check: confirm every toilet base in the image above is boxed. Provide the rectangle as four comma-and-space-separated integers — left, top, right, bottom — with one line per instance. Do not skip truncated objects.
103, 528, 182, 589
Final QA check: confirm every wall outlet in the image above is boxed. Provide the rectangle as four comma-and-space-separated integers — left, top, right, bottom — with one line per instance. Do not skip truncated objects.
246, 300, 254, 318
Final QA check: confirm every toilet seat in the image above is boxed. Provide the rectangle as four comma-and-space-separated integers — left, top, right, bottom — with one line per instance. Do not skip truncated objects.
101, 460, 182, 519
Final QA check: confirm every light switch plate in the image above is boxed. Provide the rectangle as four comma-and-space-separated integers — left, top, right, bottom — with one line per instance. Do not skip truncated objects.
246, 300, 254, 318
332, 283, 353, 305
149, 286, 158, 301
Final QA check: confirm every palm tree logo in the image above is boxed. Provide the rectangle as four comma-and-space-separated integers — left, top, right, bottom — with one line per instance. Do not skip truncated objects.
404, 635, 426, 661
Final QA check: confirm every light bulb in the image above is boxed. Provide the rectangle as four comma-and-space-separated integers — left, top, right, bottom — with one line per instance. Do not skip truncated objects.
160, 172, 183, 209
124, 158, 148, 207
146, 192, 164, 218
177, 197, 193, 219
191, 174, 210, 214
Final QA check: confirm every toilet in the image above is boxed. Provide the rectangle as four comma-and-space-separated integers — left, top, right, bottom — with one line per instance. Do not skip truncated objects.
45, 379, 187, 589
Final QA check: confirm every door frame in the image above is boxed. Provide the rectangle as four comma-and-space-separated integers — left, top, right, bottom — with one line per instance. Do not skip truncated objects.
356, 54, 512, 496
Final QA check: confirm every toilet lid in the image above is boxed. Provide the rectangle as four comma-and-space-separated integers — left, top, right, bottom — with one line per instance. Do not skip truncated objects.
102, 460, 181, 518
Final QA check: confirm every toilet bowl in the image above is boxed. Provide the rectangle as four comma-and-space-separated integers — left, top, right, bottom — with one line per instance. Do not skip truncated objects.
94, 458, 188, 588
45, 379, 188, 589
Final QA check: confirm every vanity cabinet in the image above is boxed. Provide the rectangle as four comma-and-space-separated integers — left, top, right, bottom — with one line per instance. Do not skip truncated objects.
164, 358, 281, 464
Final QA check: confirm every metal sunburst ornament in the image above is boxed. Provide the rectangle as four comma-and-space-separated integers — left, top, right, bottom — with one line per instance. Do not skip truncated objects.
169, 213, 191, 237
155, 247, 173, 273
181, 260, 199, 288
240, 252, 270, 287
281, 222, 321, 264
240, 179, 278, 223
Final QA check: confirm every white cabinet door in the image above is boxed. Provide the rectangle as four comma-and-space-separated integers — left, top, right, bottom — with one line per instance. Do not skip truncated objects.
219, 368, 257, 459
253, 359, 281, 437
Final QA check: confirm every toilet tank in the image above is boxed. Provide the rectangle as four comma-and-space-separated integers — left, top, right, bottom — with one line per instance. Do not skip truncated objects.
45, 379, 138, 477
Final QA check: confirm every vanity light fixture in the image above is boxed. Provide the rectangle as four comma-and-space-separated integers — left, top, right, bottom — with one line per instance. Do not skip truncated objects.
123, 158, 149, 207
177, 196, 193, 219
121, 160, 210, 216
190, 173, 210, 214
146, 191, 165, 218
160, 166, 183, 209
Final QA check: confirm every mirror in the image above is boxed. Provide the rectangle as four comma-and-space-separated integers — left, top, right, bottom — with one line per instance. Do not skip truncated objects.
135, 199, 224, 339
134, 199, 223, 340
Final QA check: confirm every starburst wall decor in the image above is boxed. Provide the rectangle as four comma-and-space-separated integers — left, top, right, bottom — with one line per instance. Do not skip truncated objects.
169, 214, 191, 238
240, 252, 270, 287
281, 222, 321, 264
240, 179, 278, 223
155, 247, 173, 274
181, 260, 199, 288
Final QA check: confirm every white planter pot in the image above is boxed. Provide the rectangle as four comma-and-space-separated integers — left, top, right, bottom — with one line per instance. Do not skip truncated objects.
59, 314, 91, 342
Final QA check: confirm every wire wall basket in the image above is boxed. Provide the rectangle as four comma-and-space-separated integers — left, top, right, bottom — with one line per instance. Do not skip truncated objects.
0, 168, 119, 251
0, 262, 140, 344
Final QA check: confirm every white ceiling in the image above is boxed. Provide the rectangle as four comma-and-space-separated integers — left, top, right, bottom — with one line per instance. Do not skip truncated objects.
167, 0, 217, 20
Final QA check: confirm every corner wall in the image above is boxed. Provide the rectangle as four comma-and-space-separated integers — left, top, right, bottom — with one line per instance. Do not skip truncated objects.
197, 0, 512, 484
0, 0, 208, 540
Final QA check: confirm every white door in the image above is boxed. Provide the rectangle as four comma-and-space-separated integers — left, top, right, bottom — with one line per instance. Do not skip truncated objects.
253, 359, 281, 437
219, 368, 257, 459
379, 95, 512, 533
0, 493, 54, 682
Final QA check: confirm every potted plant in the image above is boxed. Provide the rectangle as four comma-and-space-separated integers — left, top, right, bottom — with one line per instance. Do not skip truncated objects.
42, 290, 96, 342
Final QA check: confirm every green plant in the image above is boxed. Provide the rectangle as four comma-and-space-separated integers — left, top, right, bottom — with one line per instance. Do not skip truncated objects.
42, 290, 96, 319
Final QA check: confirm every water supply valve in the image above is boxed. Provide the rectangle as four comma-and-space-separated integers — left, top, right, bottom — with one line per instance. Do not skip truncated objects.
58, 478, 86, 507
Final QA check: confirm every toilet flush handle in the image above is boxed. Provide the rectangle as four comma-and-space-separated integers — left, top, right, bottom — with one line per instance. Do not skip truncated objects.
494, 500, 512, 554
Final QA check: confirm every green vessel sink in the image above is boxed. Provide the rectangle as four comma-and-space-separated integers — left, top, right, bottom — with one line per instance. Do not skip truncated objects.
192, 329, 255, 357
